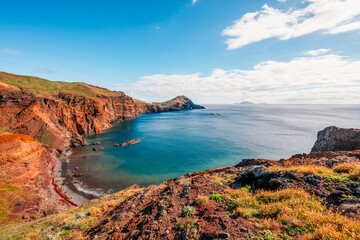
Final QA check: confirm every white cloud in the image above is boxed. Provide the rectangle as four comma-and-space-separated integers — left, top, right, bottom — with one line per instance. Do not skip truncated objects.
2, 48, 24, 56
36, 65, 54, 74
223, 0, 360, 49
278, 0, 287, 2
192, 0, 198, 4
305, 49, 330, 56
123, 51, 360, 104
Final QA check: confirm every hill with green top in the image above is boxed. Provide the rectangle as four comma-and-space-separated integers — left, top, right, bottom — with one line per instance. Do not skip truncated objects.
0, 71, 124, 99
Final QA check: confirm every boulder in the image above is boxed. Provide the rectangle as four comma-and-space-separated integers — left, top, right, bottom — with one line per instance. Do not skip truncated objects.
239, 166, 271, 179
311, 126, 360, 152
235, 159, 276, 168
92, 146, 104, 151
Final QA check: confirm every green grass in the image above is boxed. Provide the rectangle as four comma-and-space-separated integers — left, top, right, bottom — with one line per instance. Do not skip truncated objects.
209, 191, 223, 203
0, 185, 23, 224
0, 71, 124, 99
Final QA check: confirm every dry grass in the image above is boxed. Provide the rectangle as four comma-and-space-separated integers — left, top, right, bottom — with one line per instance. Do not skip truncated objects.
0, 185, 24, 224
269, 165, 334, 175
0, 186, 140, 240
333, 163, 358, 173
195, 195, 208, 206
223, 187, 360, 239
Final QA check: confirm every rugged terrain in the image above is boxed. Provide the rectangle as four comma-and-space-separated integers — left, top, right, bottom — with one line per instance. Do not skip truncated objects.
1, 127, 360, 239
0, 71, 204, 225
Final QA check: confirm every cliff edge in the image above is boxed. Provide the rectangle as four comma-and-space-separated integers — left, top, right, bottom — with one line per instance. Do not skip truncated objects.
311, 126, 360, 152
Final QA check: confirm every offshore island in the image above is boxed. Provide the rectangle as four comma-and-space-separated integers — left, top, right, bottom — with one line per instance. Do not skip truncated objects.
0, 72, 360, 239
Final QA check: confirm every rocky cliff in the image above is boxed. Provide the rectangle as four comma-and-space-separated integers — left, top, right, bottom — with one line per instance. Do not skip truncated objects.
312, 126, 360, 152
0, 71, 204, 224
0, 71, 204, 152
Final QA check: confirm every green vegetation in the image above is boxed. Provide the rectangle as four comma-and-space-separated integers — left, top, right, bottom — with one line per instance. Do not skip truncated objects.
0, 71, 123, 99
209, 191, 223, 203
183, 206, 196, 216
0, 185, 24, 224
269, 164, 360, 184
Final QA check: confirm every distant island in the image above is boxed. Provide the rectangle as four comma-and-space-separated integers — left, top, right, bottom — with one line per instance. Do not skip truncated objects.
235, 101, 255, 104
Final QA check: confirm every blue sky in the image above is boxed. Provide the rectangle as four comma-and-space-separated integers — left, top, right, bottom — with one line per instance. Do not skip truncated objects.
1, 0, 360, 104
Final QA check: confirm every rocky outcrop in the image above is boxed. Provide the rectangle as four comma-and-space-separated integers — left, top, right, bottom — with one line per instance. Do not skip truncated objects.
311, 126, 360, 152
0, 72, 204, 153
120, 138, 141, 146
155, 95, 205, 111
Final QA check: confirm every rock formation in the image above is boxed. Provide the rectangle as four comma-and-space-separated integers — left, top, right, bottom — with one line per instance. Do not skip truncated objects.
311, 126, 360, 152
0, 71, 204, 153
154, 95, 205, 111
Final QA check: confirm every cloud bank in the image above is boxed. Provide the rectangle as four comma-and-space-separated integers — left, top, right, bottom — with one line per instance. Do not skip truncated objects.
223, 0, 360, 49
124, 50, 360, 104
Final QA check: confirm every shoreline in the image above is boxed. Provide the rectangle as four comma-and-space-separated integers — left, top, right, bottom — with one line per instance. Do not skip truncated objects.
51, 150, 95, 207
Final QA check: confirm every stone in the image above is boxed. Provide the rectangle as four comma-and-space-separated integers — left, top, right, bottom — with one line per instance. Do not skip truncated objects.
240, 166, 271, 179
311, 126, 360, 152
218, 232, 229, 239
92, 146, 104, 151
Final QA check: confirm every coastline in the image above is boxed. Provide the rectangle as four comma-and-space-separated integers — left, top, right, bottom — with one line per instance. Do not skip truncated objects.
51, 150, 102, 207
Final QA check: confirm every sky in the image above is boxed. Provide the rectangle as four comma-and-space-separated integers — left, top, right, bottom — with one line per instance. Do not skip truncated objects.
1, 0, 360, 104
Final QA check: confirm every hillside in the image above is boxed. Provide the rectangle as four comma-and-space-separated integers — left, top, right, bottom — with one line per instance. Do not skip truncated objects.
1, 127, 360, 239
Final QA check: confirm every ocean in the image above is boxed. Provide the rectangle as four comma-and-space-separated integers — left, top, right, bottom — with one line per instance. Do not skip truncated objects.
68, 104, 360, 196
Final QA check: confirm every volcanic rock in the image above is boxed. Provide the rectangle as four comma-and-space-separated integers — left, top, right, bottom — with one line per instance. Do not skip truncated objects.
311, 126, 360, 152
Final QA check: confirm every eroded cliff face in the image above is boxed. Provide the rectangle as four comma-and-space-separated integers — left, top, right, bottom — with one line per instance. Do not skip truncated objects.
0, 87, 144, 153
0, 72, 204, 153
0, 131, 65, 223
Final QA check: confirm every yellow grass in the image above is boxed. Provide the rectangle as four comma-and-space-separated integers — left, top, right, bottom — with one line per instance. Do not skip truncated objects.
223, 187, 360, 239
269, 165, 334, 175
195, 195, 208, 206
0, 186, 140, 240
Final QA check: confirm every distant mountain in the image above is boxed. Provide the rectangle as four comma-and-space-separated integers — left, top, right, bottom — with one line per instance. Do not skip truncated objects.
235, 101, 255, 104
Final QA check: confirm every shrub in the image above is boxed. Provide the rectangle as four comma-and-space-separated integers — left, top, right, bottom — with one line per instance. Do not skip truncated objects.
195, 195, 208, 206
209, 192, 223, 203
333, 163, 358, 173
183, 206, 196, 216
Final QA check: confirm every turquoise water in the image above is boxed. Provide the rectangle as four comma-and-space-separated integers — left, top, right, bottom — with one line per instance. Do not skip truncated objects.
69, 104, 360, 195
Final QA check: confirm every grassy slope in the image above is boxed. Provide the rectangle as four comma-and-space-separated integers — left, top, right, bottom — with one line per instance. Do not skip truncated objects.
1, 162, 360, 239
0, 72, 124, 99
0, 186, 139, 239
